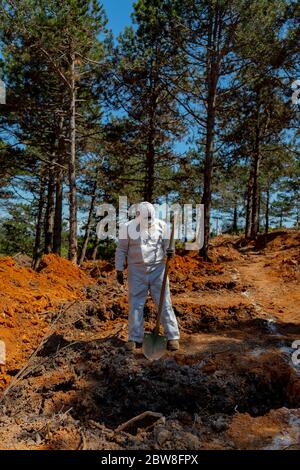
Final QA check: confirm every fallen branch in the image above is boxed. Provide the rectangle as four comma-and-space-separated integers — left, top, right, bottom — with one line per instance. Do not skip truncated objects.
115, 411, 163, 434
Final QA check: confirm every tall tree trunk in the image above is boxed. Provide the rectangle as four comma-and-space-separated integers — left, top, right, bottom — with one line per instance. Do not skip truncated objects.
265, 185, 270, 234
68, 51, 78, 264
258, 191, 261, 233
250, 93, 262, 240
143, 87, 156, 202
44, 164, 55, 254
92, 239, 100, 260
53, 165, 63, 255
250, 154, 261, 239
32, 172, 46, 269
144, 133, 155, 202
200, 5, 219, 260
79, 174, 98, 265
53, 118, 65, 255
279, 210, 283, 227
200, 107, 215, 260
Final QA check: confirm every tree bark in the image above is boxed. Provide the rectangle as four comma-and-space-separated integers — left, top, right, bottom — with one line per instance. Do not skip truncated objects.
68, 51, 78, 264
250, 148, 261, 239
78, 173, 98, 265
258, 191, 261, 233
265, 185, 270, 234
53, 165, 63, 255
279, 209, 283, 227
143, 76, 157, 202
200, 5, 219, 260
44, 164, 55, 254
53, 118, 65, 255
32, 172, 46, 269
144, 129, 155, 202
92, 238, 100, 260
250, 92, 262, 240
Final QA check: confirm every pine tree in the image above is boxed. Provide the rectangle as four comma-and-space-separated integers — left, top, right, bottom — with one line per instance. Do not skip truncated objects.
0, 0, 109, 263
109, 0, 186, 203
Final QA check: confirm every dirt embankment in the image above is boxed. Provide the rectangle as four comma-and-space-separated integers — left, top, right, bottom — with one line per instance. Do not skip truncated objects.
0, 230, 299, 450
0, 254, 95, 389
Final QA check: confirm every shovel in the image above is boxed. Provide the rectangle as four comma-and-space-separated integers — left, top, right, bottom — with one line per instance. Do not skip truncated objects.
143, 219, 175, 361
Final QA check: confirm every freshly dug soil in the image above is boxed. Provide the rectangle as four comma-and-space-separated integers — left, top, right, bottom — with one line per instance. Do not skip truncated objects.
0, 230, 299, 450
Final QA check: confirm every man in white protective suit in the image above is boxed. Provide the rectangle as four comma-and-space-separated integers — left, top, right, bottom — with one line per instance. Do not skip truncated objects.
115, 201, 180, 352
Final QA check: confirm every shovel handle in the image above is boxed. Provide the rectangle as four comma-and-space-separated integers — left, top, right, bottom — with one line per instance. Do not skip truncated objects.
154, 218, 176, 334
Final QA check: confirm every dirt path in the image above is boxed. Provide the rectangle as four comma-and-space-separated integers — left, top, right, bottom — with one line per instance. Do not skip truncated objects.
236, 250, 300, 325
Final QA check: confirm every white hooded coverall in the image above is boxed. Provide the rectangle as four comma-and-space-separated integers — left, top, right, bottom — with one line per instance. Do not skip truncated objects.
115, 202, 180, 343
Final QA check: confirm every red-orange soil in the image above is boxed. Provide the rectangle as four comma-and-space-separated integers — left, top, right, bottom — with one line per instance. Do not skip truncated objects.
0, 231, 299, 450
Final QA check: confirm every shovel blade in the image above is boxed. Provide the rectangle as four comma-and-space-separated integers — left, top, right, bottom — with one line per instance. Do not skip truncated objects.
143, 332, 167, 361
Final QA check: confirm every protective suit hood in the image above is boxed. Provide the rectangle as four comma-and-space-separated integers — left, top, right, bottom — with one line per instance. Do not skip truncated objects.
136, 201, 156, 221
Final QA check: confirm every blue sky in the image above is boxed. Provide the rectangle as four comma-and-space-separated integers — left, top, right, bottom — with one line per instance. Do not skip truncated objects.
101, 0, 134, 36
1, 1, 296, 230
